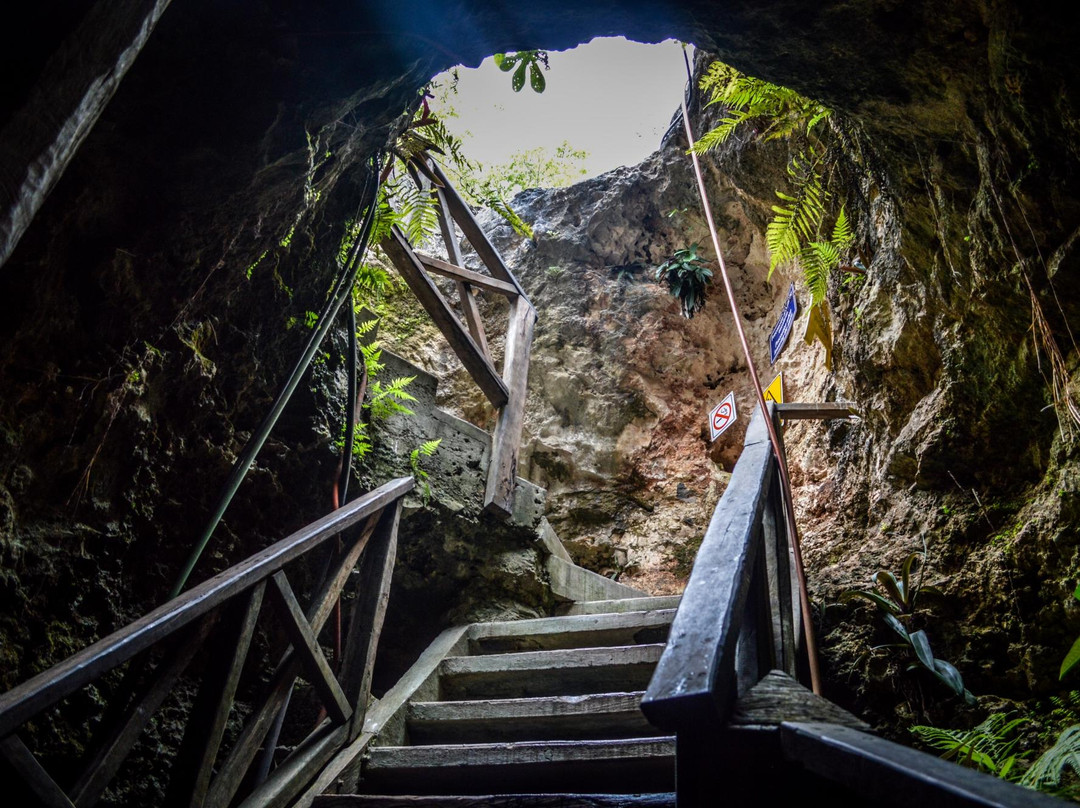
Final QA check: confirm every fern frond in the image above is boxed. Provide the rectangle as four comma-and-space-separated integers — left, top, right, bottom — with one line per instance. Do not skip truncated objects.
1021, 725, 1080, 790
801, 241, 840, 307
832, 205, 854, 249
912, 715, 1027, 777
416, 438, 442, 457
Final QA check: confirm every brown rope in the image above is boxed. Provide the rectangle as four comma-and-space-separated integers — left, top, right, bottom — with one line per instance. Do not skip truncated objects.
679, 49, 822, 694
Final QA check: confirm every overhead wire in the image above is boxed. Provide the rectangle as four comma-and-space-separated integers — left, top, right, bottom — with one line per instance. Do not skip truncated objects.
678, 49, 822, 694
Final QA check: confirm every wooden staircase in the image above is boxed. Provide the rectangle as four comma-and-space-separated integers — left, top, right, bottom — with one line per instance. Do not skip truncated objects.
316, 596, 681, 807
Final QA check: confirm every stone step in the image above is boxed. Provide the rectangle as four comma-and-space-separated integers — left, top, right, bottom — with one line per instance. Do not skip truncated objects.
468, 610, 676, 654
407, 691, 660, 744
560, 597, 682, 616
439, 645, 664, 700
315, 794, 676, 807
361, 738, 676, 795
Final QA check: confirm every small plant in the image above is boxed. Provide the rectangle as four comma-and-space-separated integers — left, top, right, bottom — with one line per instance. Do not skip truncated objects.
654, 243, 713, 319
545, 265, 566, 280
1060, 584, 1080, 680
494, 50, 549, 93
842, 545, 973, 703
410, 438, 442, 505
912, 714, 1026, 777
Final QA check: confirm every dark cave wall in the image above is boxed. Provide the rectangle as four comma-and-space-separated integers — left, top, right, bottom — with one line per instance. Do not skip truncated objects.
0, 0, 1078, 759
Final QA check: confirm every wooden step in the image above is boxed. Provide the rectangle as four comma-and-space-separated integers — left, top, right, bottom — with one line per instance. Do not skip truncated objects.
469, 611, 675, 654
407, 692, 660, 744
315, 794, 677, 807
560, 597, 681, 616
361, 738, 675, 795
439, 645, 664, 700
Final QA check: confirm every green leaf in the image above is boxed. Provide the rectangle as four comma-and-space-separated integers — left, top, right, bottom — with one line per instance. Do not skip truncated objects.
909, 629, 936, 671
882, 611, 909, 642
932, 657, 967, 697
841, 589, 900, 616
529, 62, 546, 93
875, 571, 905, 610
1073, 582, 1080, 602
512, 62, 527, 92
1060, 635, 1080, 680
495, 53, 518, 71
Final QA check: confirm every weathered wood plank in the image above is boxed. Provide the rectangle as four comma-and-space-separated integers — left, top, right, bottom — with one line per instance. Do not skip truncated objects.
290, 627, 472, 805
731, 671, 868, 729
313, 795, 676, 807
363, 738, 675, 796
468, 610, 675, 654
415, 252, 519, 298
426, 160, 531, 306
307, 516, 379, 633
0, 734, 76, 808
233, 723, 348, 808
268, 572, 351, 725
407, 692, 661, 744
0, 0, 174, 270
641, 407, 774, 731
440, 645, 663, 701
339, 500, 402, 741
434, 195, 492, 362
775, 402, 856, 420
70, 616, 215, 808
781, 722, 1062, 807
484, 298, 537, 517
165, 585, 266, 808
380, 228, 508, 408
0, 477, 412, 739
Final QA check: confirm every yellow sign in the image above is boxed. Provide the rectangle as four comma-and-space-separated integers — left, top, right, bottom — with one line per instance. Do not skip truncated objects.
763, 373, 784, 405
803, 302, 833, 371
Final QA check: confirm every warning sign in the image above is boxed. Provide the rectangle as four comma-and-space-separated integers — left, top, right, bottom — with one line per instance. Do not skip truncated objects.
763, 373, 784, 405
709, 391, 737, 442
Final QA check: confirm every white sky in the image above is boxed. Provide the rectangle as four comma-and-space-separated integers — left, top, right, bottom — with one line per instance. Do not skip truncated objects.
430, 38, 691, 180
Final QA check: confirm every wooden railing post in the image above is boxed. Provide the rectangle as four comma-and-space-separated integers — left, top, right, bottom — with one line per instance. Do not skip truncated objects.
339, 498, 403, 742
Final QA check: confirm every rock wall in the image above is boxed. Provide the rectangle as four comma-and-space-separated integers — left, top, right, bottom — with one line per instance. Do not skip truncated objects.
1, 0, 1080, 772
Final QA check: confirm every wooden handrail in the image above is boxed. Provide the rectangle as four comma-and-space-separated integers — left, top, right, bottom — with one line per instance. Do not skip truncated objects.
0, 476, 412, 808
641, 404, 791, 730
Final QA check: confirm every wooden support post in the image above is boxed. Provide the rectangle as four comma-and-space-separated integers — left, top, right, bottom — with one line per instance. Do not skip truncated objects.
267, 572, 352, 726
69, 615, 215, 808
0, 734, 76, 808
427, 160, 532, 306
762, 473, 797, 677
165, 584, 266, 808
339, 500, 403, 741
205, 515, 385, 808
414, 251, 519, 299
483, 298, 537, 518
434, 191, 492, 361
380, 227, 508, 408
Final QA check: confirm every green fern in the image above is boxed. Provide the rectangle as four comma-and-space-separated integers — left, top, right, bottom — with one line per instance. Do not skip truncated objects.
912, 714, 1027, 777
1021, 725, 1080, 792
409, 437, 443, 505
368, 375, 417, 421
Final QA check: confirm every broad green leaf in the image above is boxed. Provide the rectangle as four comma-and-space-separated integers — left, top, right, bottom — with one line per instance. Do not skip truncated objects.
1073, 582, 1080, 602
882, 611, 909, 641
512, 61, 527, 92
496, 53, 518, 71
875, 571, 905, 609
932, 657, 968, 698
529, 62, 546, 93
909, 629, 936, 671
840, 589, 899, 616
1060, 635, 1080, 679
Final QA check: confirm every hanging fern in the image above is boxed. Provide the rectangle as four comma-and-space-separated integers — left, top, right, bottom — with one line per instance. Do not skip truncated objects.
696, 60, 857, 314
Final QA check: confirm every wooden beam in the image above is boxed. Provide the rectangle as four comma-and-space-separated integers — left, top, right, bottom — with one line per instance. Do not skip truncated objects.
381, 227, 508, 408
339, 501, 402, 741
0, 734, 76, 808
426, 160, 532, 307
484, 299, 537, 518
70, 616, 215, 808
233, 723, 348, 808
435, 191, 491, 361
268, 572, 351, 726
775, 403, 857, 420
414, 252, 519, 298
0, 476, 412, 740
0, 0, 174, 270
781, 722, 1061, 807
165, 585, 266, 808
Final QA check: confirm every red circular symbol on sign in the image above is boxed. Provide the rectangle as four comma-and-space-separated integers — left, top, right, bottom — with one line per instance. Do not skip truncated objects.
712, 402, 733, 431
